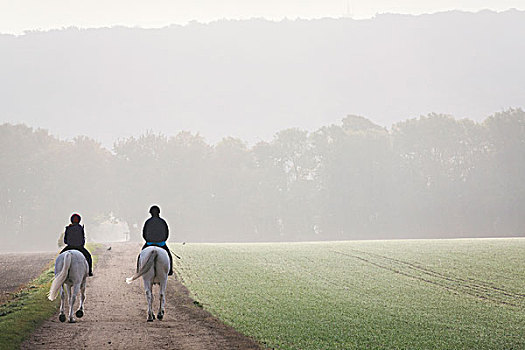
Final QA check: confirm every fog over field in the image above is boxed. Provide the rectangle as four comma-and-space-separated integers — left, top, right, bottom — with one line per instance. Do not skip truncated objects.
1, 9, 524, 251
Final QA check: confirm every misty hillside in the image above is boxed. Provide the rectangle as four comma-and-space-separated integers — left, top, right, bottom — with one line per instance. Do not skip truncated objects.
1, 10, 524, 145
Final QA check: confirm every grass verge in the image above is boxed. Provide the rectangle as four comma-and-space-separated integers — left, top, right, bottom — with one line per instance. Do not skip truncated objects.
0, 243, 100, 350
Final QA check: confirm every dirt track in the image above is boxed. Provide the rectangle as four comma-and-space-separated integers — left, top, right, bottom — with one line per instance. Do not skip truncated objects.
0, 252, 56, 304
22, 243, 262, 350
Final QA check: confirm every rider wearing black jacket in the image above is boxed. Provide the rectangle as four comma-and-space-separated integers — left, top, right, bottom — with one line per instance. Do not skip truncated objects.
141, 206, 173, 275
60, 214, 93, 276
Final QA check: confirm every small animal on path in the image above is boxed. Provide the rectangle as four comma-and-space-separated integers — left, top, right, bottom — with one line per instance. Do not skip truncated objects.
126, 246, 169, 322
48, 250, 89, 323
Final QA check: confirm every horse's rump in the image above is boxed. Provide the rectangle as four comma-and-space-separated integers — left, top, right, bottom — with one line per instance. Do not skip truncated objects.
126, 246, 169, 284
48, 250, 88, 300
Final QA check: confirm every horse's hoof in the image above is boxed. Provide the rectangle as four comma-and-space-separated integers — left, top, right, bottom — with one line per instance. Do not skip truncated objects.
157, 313, 163, 320
59, 314, 66, 322
147, 318, 153, 322
76, 310, 84, 318
68, 318, 76, 323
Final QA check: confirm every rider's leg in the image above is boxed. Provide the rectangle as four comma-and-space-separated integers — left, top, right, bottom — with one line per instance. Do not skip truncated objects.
78, 247, 93, 276
161, 245, 173, 275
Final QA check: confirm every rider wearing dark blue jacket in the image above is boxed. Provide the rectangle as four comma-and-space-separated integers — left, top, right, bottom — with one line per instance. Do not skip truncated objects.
141, 206, 173, 275
60, 213, 93, 276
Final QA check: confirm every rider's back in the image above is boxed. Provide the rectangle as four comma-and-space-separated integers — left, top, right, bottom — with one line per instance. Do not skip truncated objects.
64, 223, 85, 246
143, 217, 168, 243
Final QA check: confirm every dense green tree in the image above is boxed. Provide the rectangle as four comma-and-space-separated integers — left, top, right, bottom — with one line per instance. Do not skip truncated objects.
1, 109, 524, 250
0, 124, 112, 250
482, 109, 525, 235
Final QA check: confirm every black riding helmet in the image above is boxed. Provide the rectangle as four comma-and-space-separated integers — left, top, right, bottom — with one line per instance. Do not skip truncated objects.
149, 205, 160, 216
70, 213, 81, 223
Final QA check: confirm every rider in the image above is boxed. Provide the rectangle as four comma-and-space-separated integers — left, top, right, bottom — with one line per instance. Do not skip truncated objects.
60, 213, 93, 276
140, 205, 173, 276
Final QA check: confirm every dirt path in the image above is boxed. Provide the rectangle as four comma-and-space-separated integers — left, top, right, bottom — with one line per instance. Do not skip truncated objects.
22, 243, 262, 350
0, 252, 56, 304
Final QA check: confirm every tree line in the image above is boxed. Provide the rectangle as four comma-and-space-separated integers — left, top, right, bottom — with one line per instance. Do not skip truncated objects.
1, 109, 524, 250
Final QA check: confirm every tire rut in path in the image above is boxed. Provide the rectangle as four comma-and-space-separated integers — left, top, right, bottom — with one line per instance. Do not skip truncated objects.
22, 242, 262, 350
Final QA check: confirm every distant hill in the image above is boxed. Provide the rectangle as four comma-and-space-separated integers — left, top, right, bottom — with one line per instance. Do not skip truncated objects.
1, 10, 524, 146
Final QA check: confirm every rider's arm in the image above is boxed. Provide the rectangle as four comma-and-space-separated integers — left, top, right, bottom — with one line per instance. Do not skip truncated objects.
163, 220, 169, 241
142, 220, 148, 241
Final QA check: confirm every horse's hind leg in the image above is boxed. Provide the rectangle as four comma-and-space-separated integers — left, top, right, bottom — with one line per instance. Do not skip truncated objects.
68, 284, 80, 323
76, 281, 86, 318
157, 279, 167, 320
145, 281, 155, 322
58, 286, 66, 322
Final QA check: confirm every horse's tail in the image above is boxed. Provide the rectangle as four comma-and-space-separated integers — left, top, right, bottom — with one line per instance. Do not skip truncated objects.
48, 252, 71, 301
126, 249, 157, 284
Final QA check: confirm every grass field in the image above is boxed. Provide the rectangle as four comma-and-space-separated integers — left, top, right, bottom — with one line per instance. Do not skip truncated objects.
174, 238, 525, 349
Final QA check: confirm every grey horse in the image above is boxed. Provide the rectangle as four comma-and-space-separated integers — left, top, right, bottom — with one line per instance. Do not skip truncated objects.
48, 250, 89, 323
126, 246, 169, 322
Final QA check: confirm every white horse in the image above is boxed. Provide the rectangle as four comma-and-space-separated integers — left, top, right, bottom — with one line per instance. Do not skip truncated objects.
126, 246, 169, 322
48, 250, 89, 323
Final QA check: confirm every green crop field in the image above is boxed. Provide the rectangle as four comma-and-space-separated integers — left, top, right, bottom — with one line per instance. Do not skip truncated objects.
174, 238, 525, 350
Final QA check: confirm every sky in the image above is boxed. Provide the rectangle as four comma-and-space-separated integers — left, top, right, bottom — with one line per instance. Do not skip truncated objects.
1, 0, 525, 34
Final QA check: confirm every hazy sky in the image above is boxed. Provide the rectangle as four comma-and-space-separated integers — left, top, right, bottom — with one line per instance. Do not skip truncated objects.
1, 0, 524, 34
